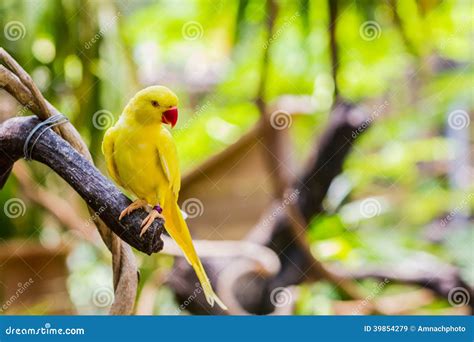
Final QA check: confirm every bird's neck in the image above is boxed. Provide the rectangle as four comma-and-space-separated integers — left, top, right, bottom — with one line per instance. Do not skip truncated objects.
121, 103, 162, 128
119, 118, 163, 139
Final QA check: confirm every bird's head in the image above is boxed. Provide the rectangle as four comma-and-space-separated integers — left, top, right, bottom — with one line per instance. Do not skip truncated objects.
127, 85, 179, 127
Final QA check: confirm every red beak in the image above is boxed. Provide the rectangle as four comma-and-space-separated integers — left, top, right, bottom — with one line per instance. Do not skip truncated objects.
162, 107, 178, 128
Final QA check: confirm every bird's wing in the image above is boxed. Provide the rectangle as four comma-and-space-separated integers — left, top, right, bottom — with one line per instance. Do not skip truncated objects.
102, 126, 122, 186
156, 131, 181, 198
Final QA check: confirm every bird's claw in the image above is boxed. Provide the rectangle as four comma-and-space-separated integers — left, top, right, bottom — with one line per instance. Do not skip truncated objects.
119, 199, 147, 220
119, 207, 131, 221
139, 209, 165, 237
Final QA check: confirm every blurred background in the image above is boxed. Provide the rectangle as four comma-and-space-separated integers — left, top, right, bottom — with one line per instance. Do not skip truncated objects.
0, 0, 472, 315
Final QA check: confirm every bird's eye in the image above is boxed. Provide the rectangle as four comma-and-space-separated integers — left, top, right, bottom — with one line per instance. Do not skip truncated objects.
151, 100, 159, 107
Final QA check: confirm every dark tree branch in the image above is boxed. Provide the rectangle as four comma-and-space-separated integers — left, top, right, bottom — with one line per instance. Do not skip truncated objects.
252, 102, 368, 312
1, 47, 140, 314
297, 102, 362, 219
168, 99, 470, 314
334, 257, 473, 312
0, 116, 164, 255
254, 0, 366, 308
167, 101, 371, 314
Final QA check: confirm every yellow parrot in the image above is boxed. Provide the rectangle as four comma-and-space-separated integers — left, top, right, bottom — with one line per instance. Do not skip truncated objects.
102, 86, 227, 310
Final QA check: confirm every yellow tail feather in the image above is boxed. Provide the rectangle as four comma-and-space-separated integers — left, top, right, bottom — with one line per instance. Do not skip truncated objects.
163, 196, 227, 310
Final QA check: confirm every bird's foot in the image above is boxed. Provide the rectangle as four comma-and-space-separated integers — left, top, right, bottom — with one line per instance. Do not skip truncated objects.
119, 199, 148, 220
140, 205, 165, 237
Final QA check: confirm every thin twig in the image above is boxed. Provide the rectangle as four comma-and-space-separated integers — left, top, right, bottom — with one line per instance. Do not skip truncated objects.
328, 0, 339, 98
0, 50, 139, 314
0, 48, 51, 124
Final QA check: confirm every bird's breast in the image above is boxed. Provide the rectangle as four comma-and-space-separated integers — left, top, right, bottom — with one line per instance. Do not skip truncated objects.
113, 128, 165, 203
